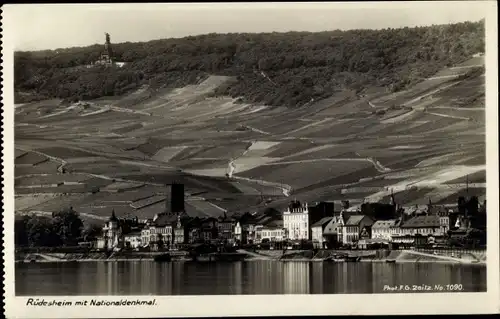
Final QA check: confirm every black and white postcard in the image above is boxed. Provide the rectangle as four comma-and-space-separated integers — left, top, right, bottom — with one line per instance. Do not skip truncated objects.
2, 2, 499, 318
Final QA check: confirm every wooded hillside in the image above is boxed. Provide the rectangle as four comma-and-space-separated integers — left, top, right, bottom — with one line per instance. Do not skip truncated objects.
15, 20, 484, 107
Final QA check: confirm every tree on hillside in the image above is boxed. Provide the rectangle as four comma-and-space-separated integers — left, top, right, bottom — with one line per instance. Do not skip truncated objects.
15, 216, 30, 247
52, 207, 84, 246
25, 215, 59, 247
82, 223, 103, 242
14, 21, 485, 107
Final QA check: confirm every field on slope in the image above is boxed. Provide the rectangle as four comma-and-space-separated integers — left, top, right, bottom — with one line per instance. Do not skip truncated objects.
15, 56, 486, 221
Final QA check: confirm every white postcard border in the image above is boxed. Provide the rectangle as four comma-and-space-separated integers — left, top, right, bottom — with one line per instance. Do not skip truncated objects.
2, 2, 499, 318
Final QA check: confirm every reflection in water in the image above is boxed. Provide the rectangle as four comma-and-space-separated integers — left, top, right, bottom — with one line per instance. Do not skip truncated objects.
16, 261, 486, 296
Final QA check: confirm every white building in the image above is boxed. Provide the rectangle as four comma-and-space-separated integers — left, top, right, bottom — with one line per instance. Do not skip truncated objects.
371, 220, 398, 241
140, 213, 174, 249
260, 227, 286, 242
234, 222, 242, 242
141, 224, 173, 247
173, 215, 186, 246
124, 232, 142, 249
98, 211, 121, 250
283, 201, 309, 240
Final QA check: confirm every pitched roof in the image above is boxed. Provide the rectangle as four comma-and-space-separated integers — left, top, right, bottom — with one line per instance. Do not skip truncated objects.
372, 219, 398, 229
264, 219, 283, 228
403, 205, 428, 214
153, 213, 178, 227
401, 215, 440, 228
124, 231, 142, 237
346, 215, 369, 225
311, 217, 333, 228
218, 215, 236, 222
323, 218, 342, 235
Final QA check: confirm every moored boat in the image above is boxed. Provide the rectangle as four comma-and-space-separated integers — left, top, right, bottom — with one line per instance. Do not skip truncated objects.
344, 256, 361, 262
192, 252, 247, 262
214, 252, 247, 262
154, 253, 172, 262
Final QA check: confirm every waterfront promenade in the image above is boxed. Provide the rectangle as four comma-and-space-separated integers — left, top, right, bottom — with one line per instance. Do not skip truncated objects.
16, 248, 486, 265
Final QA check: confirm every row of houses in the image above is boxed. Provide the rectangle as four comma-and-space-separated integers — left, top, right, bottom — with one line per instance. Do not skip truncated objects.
97, 210, 238, 251
95, 183, 486, 251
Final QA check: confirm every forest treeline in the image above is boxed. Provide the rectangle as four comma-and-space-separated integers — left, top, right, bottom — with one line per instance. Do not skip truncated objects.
15, 208, 102, 247
15, 20, 484, 107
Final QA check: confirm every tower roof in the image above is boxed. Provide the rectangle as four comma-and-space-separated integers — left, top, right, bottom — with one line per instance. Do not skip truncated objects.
109, 209, 118, 222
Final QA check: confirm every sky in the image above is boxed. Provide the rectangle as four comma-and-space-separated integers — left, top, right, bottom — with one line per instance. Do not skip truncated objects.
4, 2, 489, 51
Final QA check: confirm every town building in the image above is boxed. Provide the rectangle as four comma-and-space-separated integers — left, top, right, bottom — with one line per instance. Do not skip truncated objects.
342, 215, 374, 244
96, 210, 142, 250
200, 217, 218, 243
188, 227, 201, 244
257, 220, 286, 243
234, 221, 243, 243
233, 212, 259, 244
97, 210, 121, 250
391, 214, 449, 246
311, 217, 334, 248
283, 200, 309, 240
173, 215, 190, 248
141, 213, 174, 250
322, 203, 355, 247
361, 190, 399, 220
371, 219, 399, 241
399, 215, 447, 236
322, 215, 344, 248
124, 231, 142, 249
283, 200, 333, 241
217, 213, 236, 243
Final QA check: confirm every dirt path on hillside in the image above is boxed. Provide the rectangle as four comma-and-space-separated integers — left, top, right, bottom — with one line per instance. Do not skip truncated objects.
424, 111, 471, 121
263, 157, 391, 174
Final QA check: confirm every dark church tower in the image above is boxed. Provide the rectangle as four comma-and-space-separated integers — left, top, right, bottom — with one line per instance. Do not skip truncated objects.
165, 182, 185, 215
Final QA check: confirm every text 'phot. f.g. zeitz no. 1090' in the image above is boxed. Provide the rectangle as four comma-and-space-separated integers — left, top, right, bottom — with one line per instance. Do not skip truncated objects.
2, 1, 499, 319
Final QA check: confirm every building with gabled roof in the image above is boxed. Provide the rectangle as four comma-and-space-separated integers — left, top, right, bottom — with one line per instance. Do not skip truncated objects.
342, 214, 374, 244
371, 219, 399, 241
282, 200, 333, 241
323, 215, 344, 247
256, 219, 286, 244
391, 214, 449, 246
311, 217, 334, 248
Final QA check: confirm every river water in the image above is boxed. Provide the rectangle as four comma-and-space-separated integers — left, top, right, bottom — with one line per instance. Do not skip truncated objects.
16, 261, 486, 295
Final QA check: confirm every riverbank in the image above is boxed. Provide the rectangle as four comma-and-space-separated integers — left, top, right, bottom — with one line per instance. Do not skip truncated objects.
15, 249, 486, 265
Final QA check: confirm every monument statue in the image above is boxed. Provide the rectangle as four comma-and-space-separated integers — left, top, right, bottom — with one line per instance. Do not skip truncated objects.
103, 32, 113, 63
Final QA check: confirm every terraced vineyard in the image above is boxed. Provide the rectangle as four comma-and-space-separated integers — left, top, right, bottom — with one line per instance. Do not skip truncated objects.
14, 57, 486, 222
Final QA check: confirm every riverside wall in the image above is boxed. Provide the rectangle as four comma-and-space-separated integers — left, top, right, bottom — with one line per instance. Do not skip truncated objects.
15, 248, 486, 264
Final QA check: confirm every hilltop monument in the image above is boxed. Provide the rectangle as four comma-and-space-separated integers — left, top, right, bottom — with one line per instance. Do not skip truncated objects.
95, 32, 114, 66
93, 32, 126, 68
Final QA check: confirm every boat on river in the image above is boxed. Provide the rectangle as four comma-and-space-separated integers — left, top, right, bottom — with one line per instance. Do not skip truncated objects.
189, 243, 247, 262
344, 256, 361, 262
193, 252, 246, 262
154, 253, 172, 262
